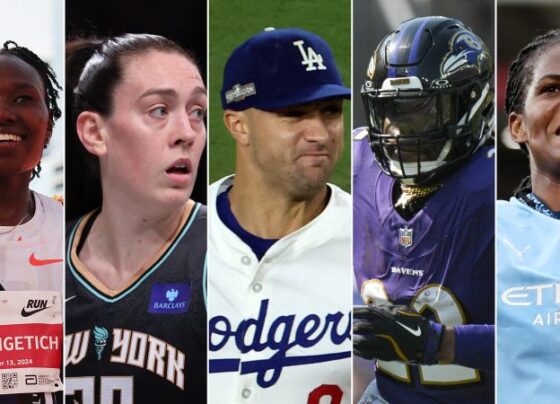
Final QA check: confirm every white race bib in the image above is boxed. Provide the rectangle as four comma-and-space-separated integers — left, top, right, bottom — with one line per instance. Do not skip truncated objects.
0, 291, 63, 395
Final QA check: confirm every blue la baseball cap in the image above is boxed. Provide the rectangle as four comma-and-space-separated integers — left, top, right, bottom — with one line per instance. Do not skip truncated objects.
221, 28, 350, 111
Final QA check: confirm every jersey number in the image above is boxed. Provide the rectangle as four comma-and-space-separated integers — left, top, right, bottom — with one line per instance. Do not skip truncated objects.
66, 376, 133, 404
361, 280, 480, 385
307, 384, 343, 404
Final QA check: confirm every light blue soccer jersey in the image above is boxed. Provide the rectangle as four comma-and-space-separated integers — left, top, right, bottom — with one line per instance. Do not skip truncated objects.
498, 198, 560, 403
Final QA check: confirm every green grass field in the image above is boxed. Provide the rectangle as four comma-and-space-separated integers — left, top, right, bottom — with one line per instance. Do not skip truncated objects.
209, 0, 351, 192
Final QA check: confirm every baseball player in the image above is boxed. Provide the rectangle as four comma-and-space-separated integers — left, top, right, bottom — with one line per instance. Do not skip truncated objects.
0, 41, 63, 403
207, 28, 352, 403
498, 29, 560, 402
353, 17, 495, 402
64, 34, 207, 403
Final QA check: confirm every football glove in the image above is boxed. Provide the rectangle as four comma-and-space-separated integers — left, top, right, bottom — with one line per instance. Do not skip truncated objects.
353, 303, 444, 364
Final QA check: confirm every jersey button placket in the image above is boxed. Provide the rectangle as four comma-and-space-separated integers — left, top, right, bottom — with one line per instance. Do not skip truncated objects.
238, 252, 261, 402
251, 256, 272, 293
241, 388, 252, 399
251, 282, 263, 293
241, 258, 267, 401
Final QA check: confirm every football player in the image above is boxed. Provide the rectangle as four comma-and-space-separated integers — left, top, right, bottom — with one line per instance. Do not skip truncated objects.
353, 16, 495, 403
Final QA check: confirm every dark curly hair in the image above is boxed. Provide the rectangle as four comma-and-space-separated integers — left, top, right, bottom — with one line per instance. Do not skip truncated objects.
0, 41, 62, 178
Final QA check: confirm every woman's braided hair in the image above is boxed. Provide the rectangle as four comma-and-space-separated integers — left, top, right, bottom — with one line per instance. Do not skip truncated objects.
505, 30, 560, 199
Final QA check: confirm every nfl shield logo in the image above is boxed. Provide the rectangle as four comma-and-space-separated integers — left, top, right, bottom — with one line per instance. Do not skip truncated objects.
399, 227, 413, 247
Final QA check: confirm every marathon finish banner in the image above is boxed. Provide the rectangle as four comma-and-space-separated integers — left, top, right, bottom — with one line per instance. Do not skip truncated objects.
0, 291, 63, 395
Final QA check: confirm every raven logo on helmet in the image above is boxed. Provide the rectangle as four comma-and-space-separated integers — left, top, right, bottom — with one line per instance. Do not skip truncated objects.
441, 32, 486, 77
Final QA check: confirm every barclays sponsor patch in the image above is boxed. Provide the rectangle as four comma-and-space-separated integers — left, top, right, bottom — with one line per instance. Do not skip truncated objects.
148, 283, 190, 314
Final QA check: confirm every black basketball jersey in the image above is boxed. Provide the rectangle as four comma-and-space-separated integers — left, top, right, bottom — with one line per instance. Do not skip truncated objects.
64, 203, 207, 403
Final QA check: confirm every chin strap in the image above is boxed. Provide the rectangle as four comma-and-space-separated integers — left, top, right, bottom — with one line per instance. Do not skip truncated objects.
395, 183, 442, 210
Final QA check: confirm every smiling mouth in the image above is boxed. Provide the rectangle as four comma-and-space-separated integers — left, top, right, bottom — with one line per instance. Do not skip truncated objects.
0, 134, 24, 142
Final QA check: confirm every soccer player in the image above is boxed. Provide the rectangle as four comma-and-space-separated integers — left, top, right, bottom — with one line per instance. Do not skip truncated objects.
0, 41, 63, 403
64, 34, 207, 403
353, 17, 495, 402
207, 28, 352, 403
498, 29, 560, 402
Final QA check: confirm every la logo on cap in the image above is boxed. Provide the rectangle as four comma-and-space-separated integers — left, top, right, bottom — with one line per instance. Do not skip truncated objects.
293, 40, 326, 71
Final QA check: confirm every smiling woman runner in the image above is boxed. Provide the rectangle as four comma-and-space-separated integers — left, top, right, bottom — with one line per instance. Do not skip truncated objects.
498, 29, 560, 403
0, 41, 63, 403
64, 34, 207, 404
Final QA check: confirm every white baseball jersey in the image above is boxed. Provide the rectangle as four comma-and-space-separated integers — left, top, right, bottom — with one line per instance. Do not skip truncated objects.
0, 191, 63, 291
208, 176, 352, 404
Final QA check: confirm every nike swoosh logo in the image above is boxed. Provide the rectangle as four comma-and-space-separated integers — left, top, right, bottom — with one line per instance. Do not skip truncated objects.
21, 305, 53, 317
65, 295, 76, 303
396, 321, 422, 336
29, 253, 63, 267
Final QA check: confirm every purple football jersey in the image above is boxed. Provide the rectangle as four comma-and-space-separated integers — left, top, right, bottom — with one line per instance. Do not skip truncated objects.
353, 129, 494, 403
